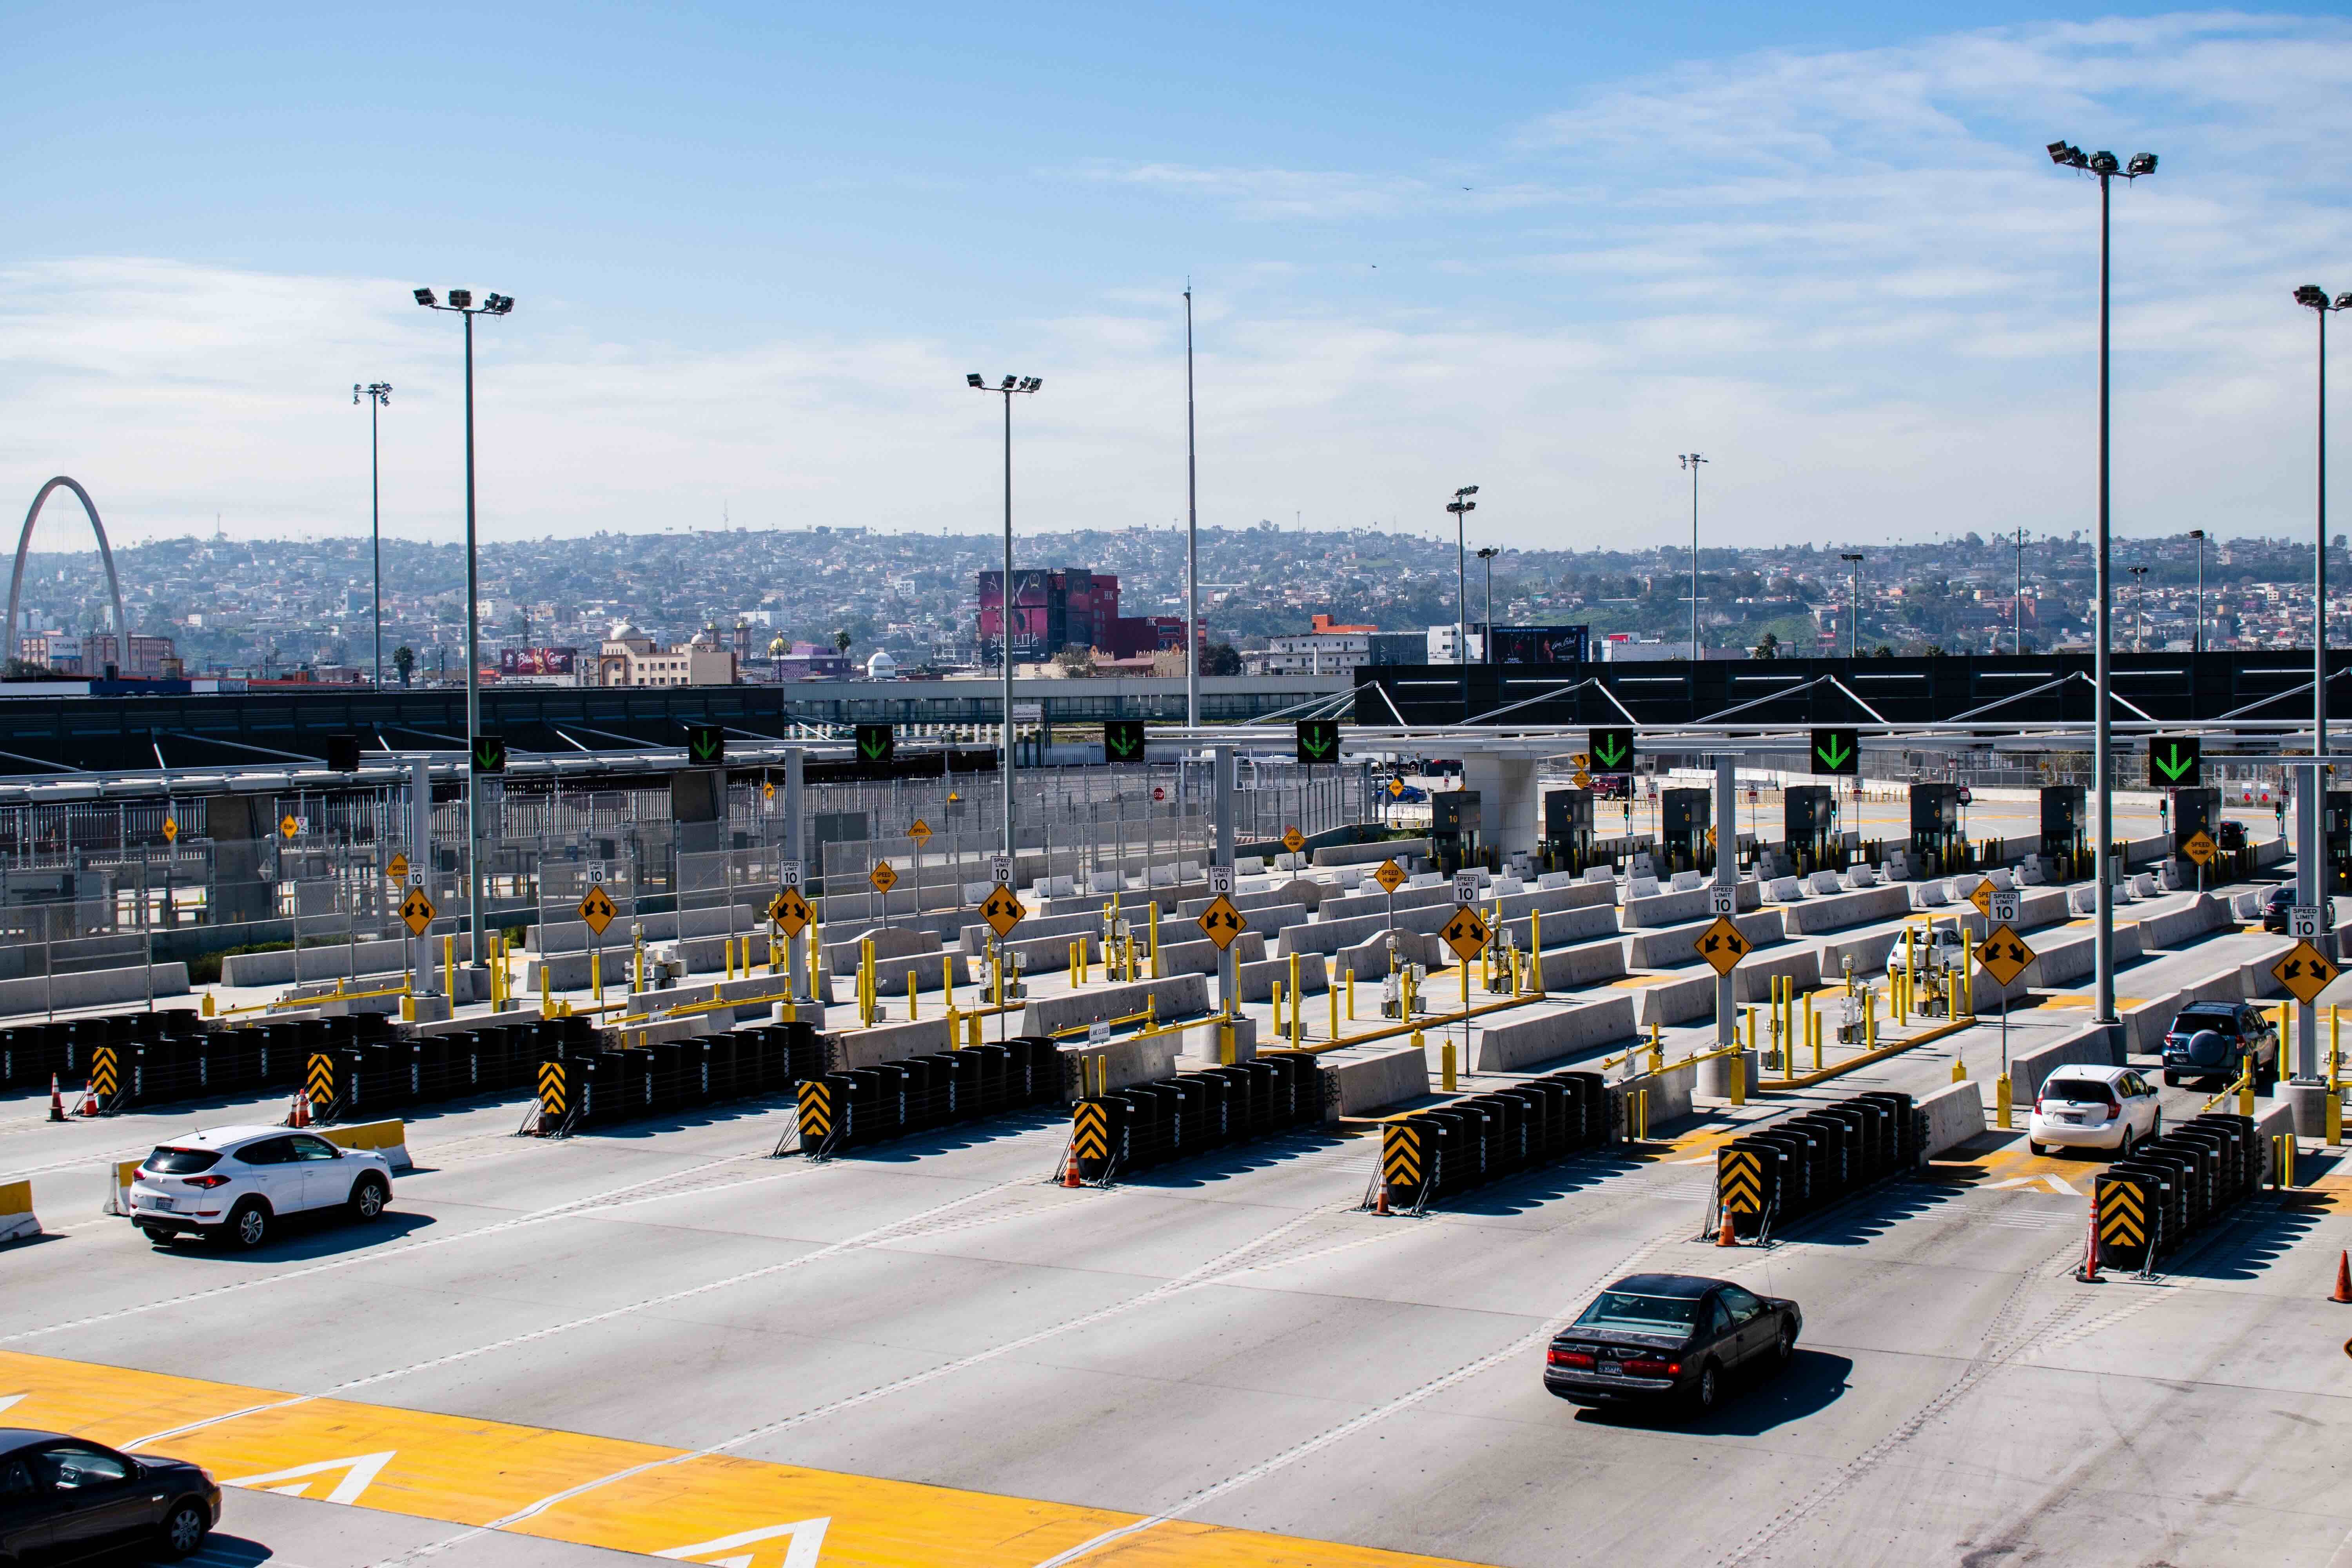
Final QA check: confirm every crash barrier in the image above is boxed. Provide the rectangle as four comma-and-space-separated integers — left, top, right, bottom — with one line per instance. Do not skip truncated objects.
783, 1035, 1061, 1158
2092, 1112, 2259, 1274
1063, 1050, 1325, 1183
1372, 1069, 1613, 1214
0, 1008, 207, 1091
532, 1021, 826, 1135
319, 1118, 414, 1172
0, 1178, 35, 1244
306, 1013, 590, 1119
1711, 1090, 1921, 1242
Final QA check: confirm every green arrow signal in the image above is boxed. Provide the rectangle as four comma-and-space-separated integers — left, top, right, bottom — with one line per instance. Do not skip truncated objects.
473, 740, 503, 770
860, 731, 887, 759
1815, 734, 1852, 771
1109, 729, 1139, 757
1299, 725, 1335, 758
2154, 743, 2194, 782
691, 732, 721, 761
1593, 734, 1627, 768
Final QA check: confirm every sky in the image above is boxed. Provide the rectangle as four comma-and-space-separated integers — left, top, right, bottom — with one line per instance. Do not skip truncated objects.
4, 3, 2352, 556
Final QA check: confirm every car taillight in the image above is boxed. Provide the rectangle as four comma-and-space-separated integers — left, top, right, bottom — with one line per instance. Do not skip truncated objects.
1547, 1349, 1594, 1368
1623, 1357, 1679, 1376
2033, 1096, 2043, 1115
184, 1174, 229, 1189
2102, 1098, 2121, 1118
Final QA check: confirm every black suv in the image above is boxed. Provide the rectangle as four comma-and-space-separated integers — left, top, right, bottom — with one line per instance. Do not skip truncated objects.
2161, 1000, 2279, 1088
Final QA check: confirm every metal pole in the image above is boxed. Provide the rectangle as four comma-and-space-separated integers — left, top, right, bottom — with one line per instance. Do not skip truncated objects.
1214, 744, 1235, 1014
1714, 753, 1736, 1057
1002, 391, 1016, 863
2303, 306, 2332, 1083
2093, 169, 2116, 1026
2016, 528, 2025, 655
1690, 462, 1700, 661
785, 746, 807, 1002
463, 308, 486, 975
370, 391, 383, 690
1483, 553, 1495, 666
2192, 531, 2203, 653
1185, 287, 1200, 730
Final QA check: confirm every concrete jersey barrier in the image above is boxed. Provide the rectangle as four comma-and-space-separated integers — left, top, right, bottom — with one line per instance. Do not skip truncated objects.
1018, 973, 1211, 1038
0, 1178, 37, 1244
1916, 1080, 1984, 1160
1619, 881, 1762, 929
1472, 997, 1637, 1072
2008, 1022, 2120, 1103
1622, 910, 1782, 970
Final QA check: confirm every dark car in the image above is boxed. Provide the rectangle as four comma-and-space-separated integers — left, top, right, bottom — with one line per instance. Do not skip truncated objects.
0, 1429, 218, 1564
1544, 1273, 1801, 1414
2161, 1000, 2279, 1088
2216, 820, 2247, 853
2260, 883, 2337, 935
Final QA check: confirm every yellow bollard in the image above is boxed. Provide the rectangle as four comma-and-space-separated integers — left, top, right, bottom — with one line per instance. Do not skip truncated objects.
2279, 1133, 2296, 1191
2240, 1055, 2256, 1119
2329, 1091, 2343, 1148
907, 970, 918, 1022
1866, 987, 1877, 1047
1730, 1049, 1746, 1107
1328, 976, 1338, 1041
1149, 909, 1160, 979
1220, 1021, 1236, 1066
1996, 1074, 2013, 1129
1530, 909, 1544, 995
1347, 968, 1356, 1021
1649, 1019, 1663, 1075
968, 1011, 982, 1049
1745, 1005, 1756, 1059
1952, 1055, 1967, 1083
1272, 978, 1283, 1031
1289, 952, 1303, 1035
943, 954, 954, 1008
1441, 1037, 1456, 1093
1803, 991, 1815, 1066
1636, 1088, 1650, 1143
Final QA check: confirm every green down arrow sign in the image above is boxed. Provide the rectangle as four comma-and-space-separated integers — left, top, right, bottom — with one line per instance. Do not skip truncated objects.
1810, 728, 1858, 777
2147, 736, 2200, 787
1589, 728, 1633, 772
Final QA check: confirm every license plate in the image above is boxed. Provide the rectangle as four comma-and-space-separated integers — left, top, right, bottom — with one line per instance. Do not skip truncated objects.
2058, 1114, 2082, 1124
134, 1195, 174, 1212
1596, 1362, 1622, 1376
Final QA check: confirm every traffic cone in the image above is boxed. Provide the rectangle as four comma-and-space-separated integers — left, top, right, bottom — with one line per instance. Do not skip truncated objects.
2075, 1194, 2103, 1283
1062, 1152, 1082, 1189
47, 1074, 64, 1123
1375, 1186, 1390, 1216
74, 1083, 98, 1116
2332, 1250, 2351, 1305
1716, 1214, 1738, 1247
289, 1092, 310, 1129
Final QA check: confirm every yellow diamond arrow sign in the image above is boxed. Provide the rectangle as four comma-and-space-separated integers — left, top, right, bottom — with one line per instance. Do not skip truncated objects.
1441, 906, 1490, 963
161, 817, 178, 844
400, 887, 436, 936
1372, 858, 1406, 895
1387, 777, 1406, 799
386, 851, 409, 882
280, 814, 300, 840
981, 884, 1025, 939
1695, 914, 1750, 976
1573, 771, 1592, 790
768, 887, 811, 937
1976, 924, 2036, 988
2182, 829, 2216, 866
2273, 940, 2340, 1006
1197, 895, 1248, 951
577, 884, 617, 937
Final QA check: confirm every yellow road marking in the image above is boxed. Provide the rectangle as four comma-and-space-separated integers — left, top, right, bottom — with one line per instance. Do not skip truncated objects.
0, 1352, 1495, 1568
1608, 975, 1673, 988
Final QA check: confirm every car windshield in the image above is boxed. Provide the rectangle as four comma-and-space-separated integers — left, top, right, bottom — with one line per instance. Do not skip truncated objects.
144, 1146, 221, 1174
1575, 1291, 1704, 1333
2172, 1008, 2233, 1031
2044, 1079, 2116, 1103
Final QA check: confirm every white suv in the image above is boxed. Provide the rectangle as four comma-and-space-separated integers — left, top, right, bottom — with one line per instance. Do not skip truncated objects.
2027, 1067, 2161, 1157
129, 1127, 394, 1249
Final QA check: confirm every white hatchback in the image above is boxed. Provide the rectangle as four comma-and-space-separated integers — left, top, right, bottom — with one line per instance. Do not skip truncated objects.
2027, 1067, 2162, 1157
128, 1126, 394, 1249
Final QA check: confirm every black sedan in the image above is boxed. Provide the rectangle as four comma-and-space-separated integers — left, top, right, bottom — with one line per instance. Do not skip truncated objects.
2260, 883, 2337, 935
1544, 1274, 1801, 1413
0, 1428, 219, 1564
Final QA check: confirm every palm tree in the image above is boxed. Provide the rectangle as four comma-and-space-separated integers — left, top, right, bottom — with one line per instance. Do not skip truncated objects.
392, 645, 415, 687
834, 630, 852, 658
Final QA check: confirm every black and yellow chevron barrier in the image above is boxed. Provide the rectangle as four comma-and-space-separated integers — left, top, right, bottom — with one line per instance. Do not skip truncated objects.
2094, 1172, 2150, 1271
798, 1079, 833, 1146
1379, 1120, 1425, 1211
1718, 1148, 1764, 1213
1365, 1069, 1612, 1214
1069, 1098, 1114, 1181
88, 1045, 118, 1107
306, 1053, 336, 1108
537, 1060, 567, 1119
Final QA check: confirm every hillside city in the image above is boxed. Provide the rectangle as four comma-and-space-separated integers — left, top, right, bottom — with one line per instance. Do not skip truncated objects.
11, 520, 2349, 684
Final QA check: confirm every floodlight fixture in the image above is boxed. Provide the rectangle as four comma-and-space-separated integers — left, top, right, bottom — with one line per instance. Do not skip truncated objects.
1001, 375, 1017, 389
2126, 153, 2157, 176
448, 288, 473, 309
967, 373, 984, 387
2088, 151, 2120, 175
1455, 485, 1478, 497
2297, 285, 2331, 310
414, 288, 437, 306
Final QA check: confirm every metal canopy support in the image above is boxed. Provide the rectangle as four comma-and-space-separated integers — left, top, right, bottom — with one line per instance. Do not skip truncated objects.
409, 756, 434, 997
2299, 762, 2322, 1080
1214, 744, 1236, 1015
1714, 753, 1737, 1059
784, 746, 807, 1003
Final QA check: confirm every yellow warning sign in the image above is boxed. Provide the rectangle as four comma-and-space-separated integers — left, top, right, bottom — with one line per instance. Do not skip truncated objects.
1719, 1147, 1763, 1214
981, 884, 1025, 939
1573, 771, 1592, 790
1282, 826, 1305, 855
909, 819, 932, 846
279, 814, 300, 840
306, 1053, 336, 1107
161, 817, 178, 845
869, 861, 898, 894
1696, 915, 1750, 976
537, 1060, 567, 1117
387, 852, 410, 882
2098, 1177, 2145, 1247
1381, 1120, 1422, 1189
1198, 894, 1247, 951
2273, 940, 2339, 1006
1441, 906, 1490, 963
762, 780, 776, 802
1976, 924, 2036, 988
1071, 1100, 1110, 1162
1387, 777, 1406, 799
400, 887, 436, 936
1372, 858, 1406, 895
577, 884, 618, 938
769, 887, 811, 938
2182, 830, 2216, 866
797, 1079, 832, 1141
1968, 879, 1995, 918
89, 1046, 118, 1102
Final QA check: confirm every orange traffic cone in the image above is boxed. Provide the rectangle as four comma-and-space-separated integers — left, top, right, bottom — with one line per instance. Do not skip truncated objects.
1716, 1213, 1738, 1247
47, 1073, 64, 1123
2332, 1250, 2351, 1305
2076, 1193, 2104, 1283
74, 1083, 98, 1116
1375, 1186, 1390, 1216
1062, 1152, 1082, 1189
289, 1092, 310, 1129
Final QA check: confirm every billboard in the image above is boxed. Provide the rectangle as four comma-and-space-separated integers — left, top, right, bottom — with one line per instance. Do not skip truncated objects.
499, 647, 577, 676
1485, 625, 1588, 665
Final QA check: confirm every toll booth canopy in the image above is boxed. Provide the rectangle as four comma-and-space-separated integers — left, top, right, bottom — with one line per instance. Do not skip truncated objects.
1542, 787, 1595, 874
1783, 784, 1842, 873
1909, 782, 1964, 876
1430, 790, 1484, 877
1661, 787, 1710, 875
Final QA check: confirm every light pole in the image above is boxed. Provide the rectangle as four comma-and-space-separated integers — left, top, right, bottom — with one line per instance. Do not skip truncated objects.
2127, 565, 2149, 650
2047, 138, 2156, 1028
1475, 546, 1499, 664
1183, 288, 1200, 729
1448, 486, 1477, 717
1680, 454, 1706, 660
352, 383, 392, 689
2014, 528, 2027, 654
412, 287, 512, 973
969, 372, 1042, 859
2189, 528, 2205, 652
1841, 553, 1864, 658
2294, 284, 2349, 1087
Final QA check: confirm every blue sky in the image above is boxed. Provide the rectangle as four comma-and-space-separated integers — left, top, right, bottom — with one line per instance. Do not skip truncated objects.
4, 4, 2351, 554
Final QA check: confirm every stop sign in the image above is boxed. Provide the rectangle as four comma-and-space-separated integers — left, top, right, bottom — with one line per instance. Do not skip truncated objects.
1152, 786, 1165, 802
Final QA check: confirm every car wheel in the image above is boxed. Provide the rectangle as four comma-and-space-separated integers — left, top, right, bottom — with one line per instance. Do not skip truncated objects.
1692, 1362, 1720, 1413
137, 1223, 174, 1246
158, 1498, 209, 1559
1773, 1318, 1795, 1367
2116, 1128, 2134, 1159
225, 1199, 271, 1250
2163, 1070, 2180, 1087
348, 1175, 389, 1222
2028, 1139, 2046, 1156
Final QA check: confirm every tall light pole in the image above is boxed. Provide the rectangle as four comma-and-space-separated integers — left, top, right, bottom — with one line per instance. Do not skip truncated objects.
1475, 546, 1499, 664
2014, 528, 2027, 654
1841, 553, 1864, 658
2128, 564, 2149, 650
1679, 454, 1706, 660
2048, 138, 2156, 1028
969, 372, 1042, 858
352, 383, 392, 689
412, 287, 512, 972
2294, 284, 2348, 1087
1448, 486, 1477, 717
2189, 528, 2205, 652
1183, 288, 1200, 729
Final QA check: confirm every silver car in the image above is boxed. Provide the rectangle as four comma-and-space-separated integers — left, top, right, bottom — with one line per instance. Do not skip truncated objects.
128, 1125, 394, 1249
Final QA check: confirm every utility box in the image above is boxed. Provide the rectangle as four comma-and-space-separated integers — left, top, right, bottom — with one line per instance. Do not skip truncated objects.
1430, 791, 1484, 877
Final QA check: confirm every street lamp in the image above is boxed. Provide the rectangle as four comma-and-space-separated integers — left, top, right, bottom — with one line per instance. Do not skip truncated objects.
969, 372, 1042, 859
1679, 454, 1707, 660
1475, 547, 1499, 665
2127, 564, 2149, 650
2189, 528, 2205, 652
2013, 528, 2028, 654
412, 286, 513, 972
2293, 283, 2350, 1085
352, 382, 392, 690
1447, 486, 1477, 717
1841, 553, 1865, 658
2047, 136, 2155, 1028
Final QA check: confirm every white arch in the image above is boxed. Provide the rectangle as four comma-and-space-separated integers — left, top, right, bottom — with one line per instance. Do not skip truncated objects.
4, 477, 129, 673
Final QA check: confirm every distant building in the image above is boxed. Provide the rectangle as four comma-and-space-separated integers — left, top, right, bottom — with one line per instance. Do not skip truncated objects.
76, 633, 179, 679
595, 625, 735, 687
976, 570, 1171, 663
1249, 614, 1378, 675
762, 639, 856, 681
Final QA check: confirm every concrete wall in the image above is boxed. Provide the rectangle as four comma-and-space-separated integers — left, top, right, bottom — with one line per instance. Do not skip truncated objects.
1472, 997, 1637, 1072
222, 938, 412, 987
1154, 931, 1268, 980
1632, 974, 1715, 1028
1238, 950, 1329, 1003
1277, 901, 1454, 959
1061, 1034, 1182, 1100
1018, 972, 1211, 1037
1622, 909, 1783, 970
1778, 884, 1913, 936
1318, 1041, 1426, 1117
1620, 880, 1762, 929
1313, 883, 1460, 925
832, 1015, 956, 1069
1535, 937, 1631, 990
1916, 1079, 1985, 1160
820, 926, 940, 970
2008, 1022, 2120, 1102
1614, 1059, 1695, 1136
1816, 927, 1904, 981
1312, 836, 1432, 868
528, 898, 768, 955
627, 971, 800, 1023
0, 962, 190, 1017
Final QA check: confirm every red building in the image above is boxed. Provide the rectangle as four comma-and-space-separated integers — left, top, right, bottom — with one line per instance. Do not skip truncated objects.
977, 570, 1170, 662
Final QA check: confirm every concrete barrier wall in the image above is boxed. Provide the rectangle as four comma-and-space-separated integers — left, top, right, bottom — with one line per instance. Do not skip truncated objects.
1817, 928, 1904, 980
1916, 1080, 1984, 1159
2008, 1023, 2119, 1102
1276, 901, 1453, 958
831, 1016, 956, 1069
1019, 973, 1210, 1037
1777, 884, 1913, 936
1238, 950, 1329, 1002
1620, 881, 1762, 929
627, 971, 800, 1022
1154, 931, 1268, 980
528, 899, 768, 956
1060, 1034, 1183, 1099
1614, 1060, 1695, 1135
0, 962, 190, 1018
2020, 924, 2145, 989
1734, 947, 1822, 1004
1319, 1041, 1427, 1117
1312, 837, 1431, 868
1632, 974, 1715, 1027
1312, 883, 1461, 925
2127, 893, 2231, 951
820, 926, 940, 971
1623, 910, 1783, 969
958, 907, 1102, 956
1472, 997, 1637, 1072
222, 939, 413, 987
1535, 937, 1631, 990
2255, 1100, 2297, 1181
